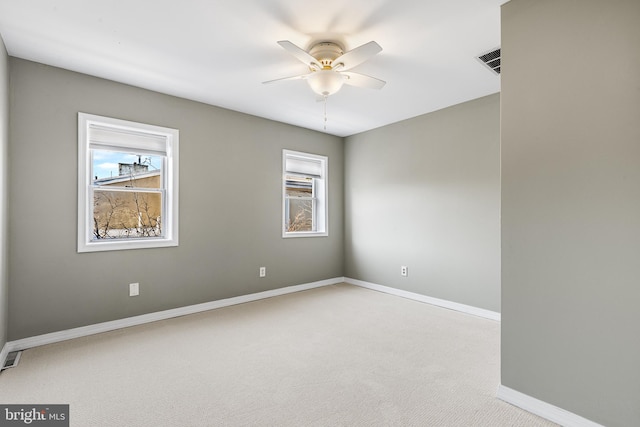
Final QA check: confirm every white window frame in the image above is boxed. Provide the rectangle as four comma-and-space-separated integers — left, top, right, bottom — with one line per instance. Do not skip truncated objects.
78, 113, 179, 252
282, 150, 328, 238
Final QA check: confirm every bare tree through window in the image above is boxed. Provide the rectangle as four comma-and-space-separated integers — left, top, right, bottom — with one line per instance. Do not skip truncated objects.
93, 163, 162, 239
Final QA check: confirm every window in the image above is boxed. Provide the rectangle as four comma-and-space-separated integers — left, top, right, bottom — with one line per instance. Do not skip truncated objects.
78, 113, 179, 252
283, 150, 328, 237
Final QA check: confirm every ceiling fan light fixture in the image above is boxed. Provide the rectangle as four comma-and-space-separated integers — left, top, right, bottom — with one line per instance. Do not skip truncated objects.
307, 70, 345, 96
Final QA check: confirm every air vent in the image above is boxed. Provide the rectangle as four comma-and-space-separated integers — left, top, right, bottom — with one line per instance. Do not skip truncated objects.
2, 351, 22, 370
477, 48, 501, 75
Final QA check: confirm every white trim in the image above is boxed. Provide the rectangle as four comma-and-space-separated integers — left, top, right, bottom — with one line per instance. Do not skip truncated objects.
0, 342, 9, 368
282, 149, 328, 238
497, 385, 605, 427
4, 277, 343, 353
344, 277, 501, 321
78, 112, 179, 253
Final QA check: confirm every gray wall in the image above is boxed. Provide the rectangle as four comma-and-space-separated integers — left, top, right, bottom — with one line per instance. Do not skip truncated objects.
0, 35, 8, 349
344, 94, 501, 312
501, 1, 640, 426
8, 58, 344, 340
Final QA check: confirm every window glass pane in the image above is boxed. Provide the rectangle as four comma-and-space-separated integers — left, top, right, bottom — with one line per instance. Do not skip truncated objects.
286, 198, 314, 232
285, 175, 313, 198
93, 189, 163, 239
92, 149, 162, 187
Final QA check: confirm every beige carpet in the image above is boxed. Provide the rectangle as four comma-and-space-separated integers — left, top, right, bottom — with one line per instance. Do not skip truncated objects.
0, 284, 556, 426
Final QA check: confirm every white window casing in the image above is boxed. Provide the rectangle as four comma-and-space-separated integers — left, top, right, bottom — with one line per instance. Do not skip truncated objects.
78, 113, 179, 252
283, 150, 328, 238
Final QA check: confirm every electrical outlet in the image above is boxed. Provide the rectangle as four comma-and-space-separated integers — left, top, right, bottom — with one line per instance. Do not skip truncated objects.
401, 266, 408, 277
129, 282, 139, 297
259, 267, 266, 278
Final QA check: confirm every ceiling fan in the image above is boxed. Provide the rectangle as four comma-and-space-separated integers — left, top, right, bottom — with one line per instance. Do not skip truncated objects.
263, 40, 386, 98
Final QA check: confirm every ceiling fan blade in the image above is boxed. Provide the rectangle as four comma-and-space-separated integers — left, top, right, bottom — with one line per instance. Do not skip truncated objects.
277, 40, 321, 70
341, 72, 386, 90
332, 41, 382, 71
262, 73, 313, 85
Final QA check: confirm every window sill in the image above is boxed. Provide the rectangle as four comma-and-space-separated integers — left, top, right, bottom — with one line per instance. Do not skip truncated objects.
78, 237, 178, 253
282, 231, 328, 238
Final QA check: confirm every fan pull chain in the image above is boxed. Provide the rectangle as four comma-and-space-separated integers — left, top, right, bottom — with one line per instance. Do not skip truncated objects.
323, 95, 328, 131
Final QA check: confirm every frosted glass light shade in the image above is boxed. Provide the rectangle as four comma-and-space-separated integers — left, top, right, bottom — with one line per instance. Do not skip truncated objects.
307, 70, 345, 96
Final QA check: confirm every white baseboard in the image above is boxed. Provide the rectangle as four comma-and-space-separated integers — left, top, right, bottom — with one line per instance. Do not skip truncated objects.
497, 385, 604, 427
4, 277, 343, 354
344, 277, 501, 321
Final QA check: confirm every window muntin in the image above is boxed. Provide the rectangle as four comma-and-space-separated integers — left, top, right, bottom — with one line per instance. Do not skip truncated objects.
78, 113, 179, 252
283, 150, 327, 237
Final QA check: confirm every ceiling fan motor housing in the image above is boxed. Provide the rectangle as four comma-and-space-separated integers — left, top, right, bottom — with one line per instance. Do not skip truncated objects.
309, 42, 344, 69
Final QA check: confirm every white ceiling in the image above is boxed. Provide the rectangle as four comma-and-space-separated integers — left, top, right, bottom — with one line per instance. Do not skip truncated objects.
0, 0, 503, 137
